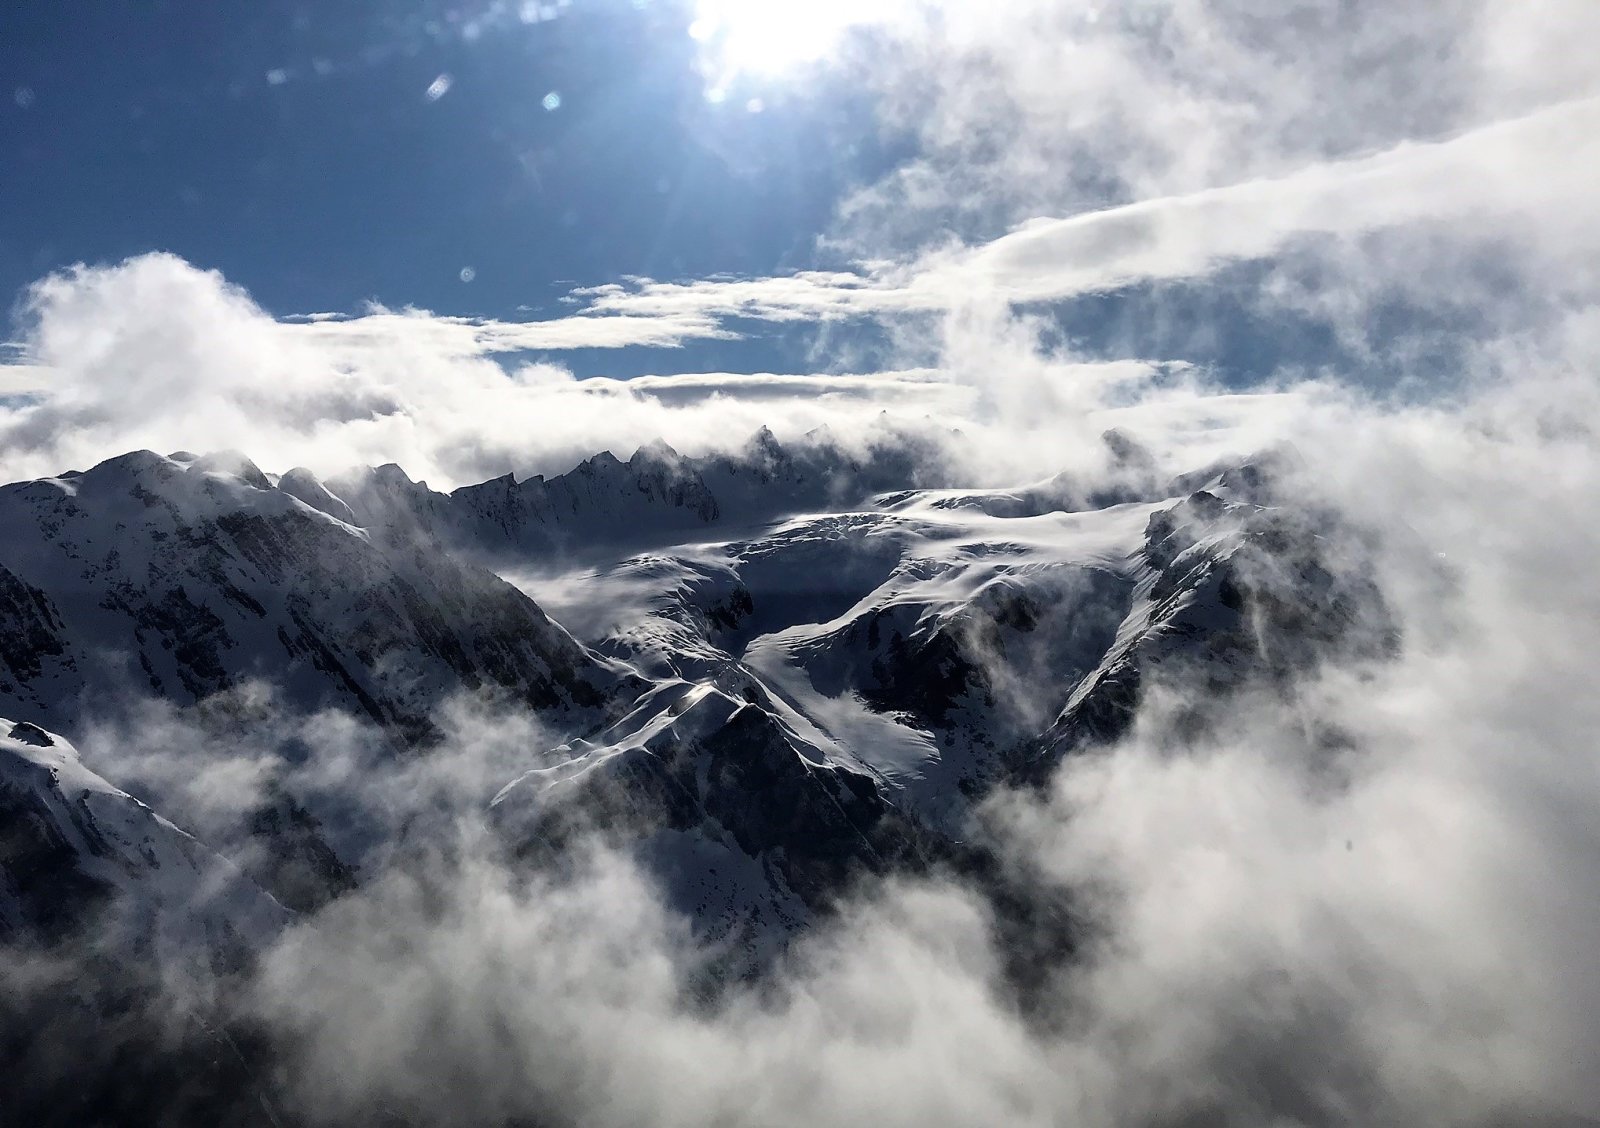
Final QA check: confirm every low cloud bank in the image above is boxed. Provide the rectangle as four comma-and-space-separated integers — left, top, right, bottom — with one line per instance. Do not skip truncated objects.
0, 253, 989, 491
4, 349, 1598, 1126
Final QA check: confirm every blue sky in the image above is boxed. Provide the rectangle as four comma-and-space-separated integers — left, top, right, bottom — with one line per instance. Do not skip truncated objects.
2, 0, 904, 375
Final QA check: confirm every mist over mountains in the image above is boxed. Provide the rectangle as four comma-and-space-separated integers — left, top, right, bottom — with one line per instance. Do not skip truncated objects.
4, 391, 1598, 1126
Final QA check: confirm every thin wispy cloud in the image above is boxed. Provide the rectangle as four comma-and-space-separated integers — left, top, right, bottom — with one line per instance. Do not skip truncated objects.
563, 93, 1600, 335
286, 304, 741, 356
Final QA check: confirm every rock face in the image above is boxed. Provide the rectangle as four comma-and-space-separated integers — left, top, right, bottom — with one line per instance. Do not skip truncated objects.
0, 449, 622, 739
0, 563, 74, 708
492, 680, 941, 971
0, 724, 295, 1128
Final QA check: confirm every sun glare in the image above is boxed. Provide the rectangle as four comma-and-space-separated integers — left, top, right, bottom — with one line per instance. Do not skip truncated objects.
690, 0, 908, 82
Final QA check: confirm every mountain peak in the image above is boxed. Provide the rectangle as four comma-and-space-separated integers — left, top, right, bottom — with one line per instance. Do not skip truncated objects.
86, 448, 171, 479
191, 450, 271, 490
371, 462, 418, 488
577, 449, 625, 474
278, 467, 358, 524
1100, 428, 1156, 472
630, 438, 683, 467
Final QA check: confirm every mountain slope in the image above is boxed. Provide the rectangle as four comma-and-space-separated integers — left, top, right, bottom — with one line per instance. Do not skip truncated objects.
0, 717, 288, 952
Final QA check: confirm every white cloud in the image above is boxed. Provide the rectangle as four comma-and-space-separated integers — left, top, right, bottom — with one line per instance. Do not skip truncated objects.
285, 304, 740, 356
571, 269, 925, 322
0, 254, 980, 490
827, 0, 1600, 246
921, 95, 1600, 306
0, 364, 49, 396
9, 18, 1594, 482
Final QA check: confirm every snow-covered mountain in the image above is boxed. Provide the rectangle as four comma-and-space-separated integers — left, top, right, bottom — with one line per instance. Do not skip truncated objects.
485, 430, 1395, 963
0, 448, 624, 741
327, 421, 955, 563
0, 428, 1395, 970
1030, 459, 1397, 771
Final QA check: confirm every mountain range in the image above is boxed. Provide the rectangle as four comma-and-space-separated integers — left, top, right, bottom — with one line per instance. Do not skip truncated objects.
0, 426, 1394, 961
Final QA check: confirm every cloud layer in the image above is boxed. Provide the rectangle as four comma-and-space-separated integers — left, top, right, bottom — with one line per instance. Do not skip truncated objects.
0, 254, 985, 489
17, 337, 1600, 1126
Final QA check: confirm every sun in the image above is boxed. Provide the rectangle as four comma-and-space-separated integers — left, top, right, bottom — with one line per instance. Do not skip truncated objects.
689, 0, 908, 82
